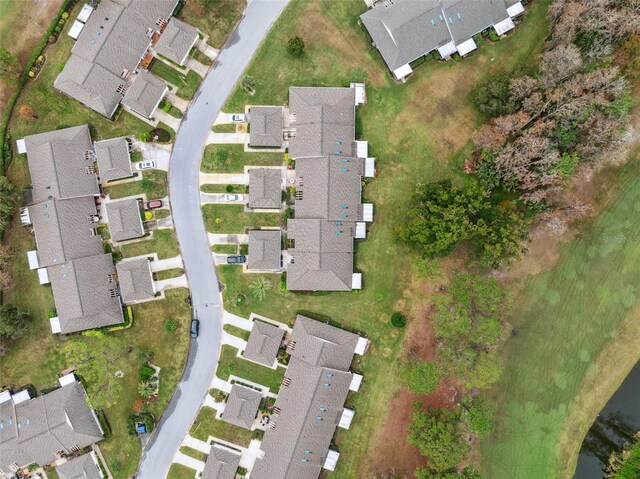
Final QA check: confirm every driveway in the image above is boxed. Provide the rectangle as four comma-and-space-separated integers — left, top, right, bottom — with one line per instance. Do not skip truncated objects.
136, 2, 290, 478
200, 192, 246, 205
206, 132, 249, 144
134, 141, 172, 171
199, 172, 249, 185
208, 233, 249, 245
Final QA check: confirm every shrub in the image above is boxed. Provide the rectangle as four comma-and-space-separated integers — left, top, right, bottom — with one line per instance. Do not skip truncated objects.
286, 36, 305, 58
400, 361, 442, 394
140, 132, 151, 142
165, 319, 178, 332
390, 312, 407, 328
162, 102, 172, 113
150, 128, 171, 143
139, 364, 155, 382
225, 184, 234, 193
144, 211, 153, 220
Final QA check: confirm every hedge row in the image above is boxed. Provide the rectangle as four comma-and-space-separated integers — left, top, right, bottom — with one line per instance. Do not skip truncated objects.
0, 0, 79, 173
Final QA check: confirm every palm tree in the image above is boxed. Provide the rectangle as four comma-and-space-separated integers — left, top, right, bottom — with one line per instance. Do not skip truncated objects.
250, 277, 272, 301
138, 380, 156, 398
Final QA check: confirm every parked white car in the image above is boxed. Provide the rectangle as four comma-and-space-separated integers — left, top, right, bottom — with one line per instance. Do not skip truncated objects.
231, 114, 246, 122
224, 194, 244, 202
136, 160, 156, 171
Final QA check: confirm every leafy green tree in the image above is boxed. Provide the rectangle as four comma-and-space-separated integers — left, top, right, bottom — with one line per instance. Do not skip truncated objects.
415, 466, 483, 479
400, 361, 442, 394
286, 36, 305, 57
472, 73, 518, 117
0, 176, 18, 231
461, 395, 495, 438
395, 180, 529, 267
0, 304, 30, 341
409, 406, 470, 472
250, 276, 272, 301
0, 48, 19, 80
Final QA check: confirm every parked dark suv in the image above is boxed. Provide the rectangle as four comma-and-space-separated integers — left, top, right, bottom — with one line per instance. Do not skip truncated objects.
226, 255, 247, 264
190, 318, 199, 338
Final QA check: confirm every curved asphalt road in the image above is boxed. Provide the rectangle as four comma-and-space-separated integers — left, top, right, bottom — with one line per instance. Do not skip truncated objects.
137, 2, 289, 477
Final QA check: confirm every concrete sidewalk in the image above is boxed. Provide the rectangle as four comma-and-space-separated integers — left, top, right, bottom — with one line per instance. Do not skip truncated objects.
172, 452, 204, 473
182, 435, 211, 455
222, 331, 248, 350
154, 275, 188, 291
199, 172, 249, 185
207, 233, 249, 245
150, 255, 183, 272
222, 311, 253, 331
154, 110, 181, 132
206, 132, 249, 144
165, 92, 189, 113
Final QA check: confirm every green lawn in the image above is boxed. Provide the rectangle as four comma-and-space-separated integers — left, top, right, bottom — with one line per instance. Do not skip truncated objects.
154, 268, 185, 281
178, 0, 246, 49
203, 204, 281, 234
104, 171, 168, 200
201, 184, 247, 194
479, 155, 640, 478
179, 446, 208, 462
217, 0, 554, 475
191, 48, 213, 66
167, 463, 196, 479
189, 406, 254, 446
213, 244, 239, 254
212, 123, 237, 133
217, 345, 284, 391
200, 144, 283, 173
223, 324, 251, 341
118, 230, 179, 260
150, 60, 201, 100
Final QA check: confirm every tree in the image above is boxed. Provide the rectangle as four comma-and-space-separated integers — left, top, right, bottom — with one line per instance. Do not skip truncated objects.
138, 380, 156, 398
0, 304, 30, 341
0, 176, 17, 231
0, 48, 19, 80
408, 406, 470, 473
241, 75, 255, 93
286, 36, 305, 57
472, 73, 518, 117
395, 180, 529, 267
400, 361, 442, 394
250, 276, 272, 301
461, 395, 495, 438
415, 467, 483, 479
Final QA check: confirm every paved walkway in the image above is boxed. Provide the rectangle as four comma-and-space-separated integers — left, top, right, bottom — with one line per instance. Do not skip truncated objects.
166, 92, 189, 113
182, 435, 211, 455
154, 110, 182, 132
186, 57, 209, 77
154, 275, 188, 291
150, 255, 183, 272
196, 41, 220, 60
212, 253, 229, 265
207, 233, 249, 245
211, 376, 232, 393
199, 172, 249, 185
222, 311, 253, 331
222, 331, 248, 350
206, 132, 249, 144
172, 452, 204, 473
241, 440, 264, 470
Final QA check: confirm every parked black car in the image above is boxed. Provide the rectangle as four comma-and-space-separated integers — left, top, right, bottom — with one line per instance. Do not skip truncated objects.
190, 318, 199, 338
227, 255, 247, 264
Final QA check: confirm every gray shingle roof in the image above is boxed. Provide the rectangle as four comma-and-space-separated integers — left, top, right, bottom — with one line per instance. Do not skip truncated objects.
243, 321, 285, 367
288, 87, 355, 159
288, 315, 360, 370
248, 230, 282, 271
251, 316, 360, 479
248, 168, 282, 209
121, 69, 168, 119
56, 452, 103, 479
116, 258, 155, 303
220, 385, 262, 430
54, 0, 178, 117
0, 381, 103, 474
155, 17, 199, 65
48, 253, 124, 334
106, 198, 144, 242
248, 106, 284, 147
23, 125, 99, 204
361, 0, 451, 71
441, 0, 510, 44
201, 445, 241, 479
95, 137, 132, 182
28, 197, 103, 268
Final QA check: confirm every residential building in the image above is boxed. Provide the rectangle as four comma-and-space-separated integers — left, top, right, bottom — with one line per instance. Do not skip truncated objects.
54, 0, 179, 117
20, 125, 99, 204
94, 137, 133, 183
220, 385, 262, 430
247, 230, 282, 272
48, 253, 124, 334
201, 445, 241, 479
248, 106, 285, 148
251, 315, 369, 479
116, 257, 156, 304
154, 17, 199, 66
361, 0, 525, 79
248, 168, 283, 210
121, 69, 169, 120
0, 374, 104, 476
105, 198, 145, 242
55, 451, 104, 479
243, 320, 285, 368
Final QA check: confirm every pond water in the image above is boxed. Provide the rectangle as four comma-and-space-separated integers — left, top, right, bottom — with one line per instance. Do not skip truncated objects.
574, 360, 640, 478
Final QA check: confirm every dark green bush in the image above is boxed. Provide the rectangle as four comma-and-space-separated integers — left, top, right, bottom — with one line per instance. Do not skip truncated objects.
139, 364, 155, 381
391, 312, 407, 328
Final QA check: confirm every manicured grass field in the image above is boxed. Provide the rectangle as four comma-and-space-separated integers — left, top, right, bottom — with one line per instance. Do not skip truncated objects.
179, 446, 208, 462
118, 230, 180, 260
200, 144, 283, 173
202, 204, 281, 233
212, 123, 236, 133
154, 268, 185, 281
150, 60, 201, 100
178, 0, 246, 49
479, 156, 640, 479
189, 406, 254, 446
167, 463, 196, 479
223, 323, 251, 341
216, 345, 284, 391
218, 0, 553, 475
105, 171, 168, 200
201, 184, 247, 194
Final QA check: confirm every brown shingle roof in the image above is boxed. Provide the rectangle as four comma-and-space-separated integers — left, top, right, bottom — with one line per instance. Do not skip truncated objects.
248, 168, 282, 209
121, 70, 168, 119
201, 445, 241, 479
220, 385, 262, 429
243, 321, 285, 367
106, 198, 144, 242
248, 106, 284, 147
116, 257, 155, 303
95, 137, 133, 182
56, 452, 103, 479
248, 230, 281, 271
155, 17, 199, 65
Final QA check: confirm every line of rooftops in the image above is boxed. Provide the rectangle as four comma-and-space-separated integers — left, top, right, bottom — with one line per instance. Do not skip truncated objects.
16, 125, 161, 335
360, 0, 526, 80
0, 373, 105, 478
239, 83, 376, 292
54, 0, 200, 119
201, 314, 370, 479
